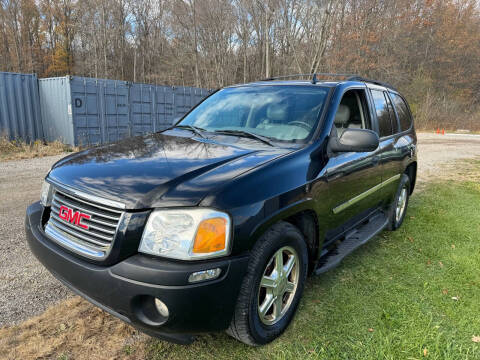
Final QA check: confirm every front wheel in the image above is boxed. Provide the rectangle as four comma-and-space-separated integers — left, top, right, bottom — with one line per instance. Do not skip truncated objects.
388, 174, 411, 230
227, 221, 308, 345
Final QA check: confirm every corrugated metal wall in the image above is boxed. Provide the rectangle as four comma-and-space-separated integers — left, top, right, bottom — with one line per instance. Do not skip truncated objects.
129, 84, 210, 137
0, 72, 42, 142
39, 76, 211, 146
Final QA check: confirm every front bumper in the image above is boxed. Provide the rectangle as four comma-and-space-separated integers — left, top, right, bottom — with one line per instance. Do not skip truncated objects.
25, 202, 249, 344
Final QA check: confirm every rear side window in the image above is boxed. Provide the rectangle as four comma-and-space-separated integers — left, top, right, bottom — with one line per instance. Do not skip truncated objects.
370, 89, 392, 137
385, 94, 398, 133
390, 93, 412, 131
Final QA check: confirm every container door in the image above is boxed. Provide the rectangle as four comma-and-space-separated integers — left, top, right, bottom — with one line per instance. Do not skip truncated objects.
101, 80, 129, 143
70, 77, 103, 146
130, 84, 154, 136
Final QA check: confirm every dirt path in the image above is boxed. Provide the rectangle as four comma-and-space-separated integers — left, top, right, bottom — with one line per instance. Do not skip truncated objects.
416, 133, 480, 184
0, 133, 479, 326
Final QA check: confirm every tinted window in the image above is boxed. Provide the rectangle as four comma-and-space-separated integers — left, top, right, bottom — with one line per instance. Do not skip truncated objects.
390, 93, 412, 131
180, 86, 329, 142
370, 89, 393, 137
385, 93, 398, 133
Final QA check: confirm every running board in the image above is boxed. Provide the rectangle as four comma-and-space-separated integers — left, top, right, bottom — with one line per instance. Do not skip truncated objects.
315, 212, 389, 275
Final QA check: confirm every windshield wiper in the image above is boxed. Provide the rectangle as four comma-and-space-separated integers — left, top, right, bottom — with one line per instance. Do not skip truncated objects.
213, 129, 274, 147
175, 125, 206, 138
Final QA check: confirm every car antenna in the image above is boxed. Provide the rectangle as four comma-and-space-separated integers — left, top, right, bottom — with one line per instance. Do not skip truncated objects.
311, 73, 317, 84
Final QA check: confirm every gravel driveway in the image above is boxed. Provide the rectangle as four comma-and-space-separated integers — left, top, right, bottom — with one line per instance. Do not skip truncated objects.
416, 133, 480, 184
0, 133, 479, 327
0, 155, 71, 326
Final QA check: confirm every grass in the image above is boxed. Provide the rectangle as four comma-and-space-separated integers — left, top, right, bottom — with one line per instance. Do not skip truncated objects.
1, 169, 479, 359
0, 136, 77, 161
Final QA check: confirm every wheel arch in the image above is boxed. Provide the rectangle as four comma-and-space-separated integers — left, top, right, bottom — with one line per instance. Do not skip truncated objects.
249, 200, 320, 275
283, 210, 319, 274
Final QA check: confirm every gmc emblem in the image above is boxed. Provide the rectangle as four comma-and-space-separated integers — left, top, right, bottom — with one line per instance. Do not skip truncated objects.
58, 205, 91, 230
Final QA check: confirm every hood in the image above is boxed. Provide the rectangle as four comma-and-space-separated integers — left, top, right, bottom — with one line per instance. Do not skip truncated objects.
48, 130, 292, 209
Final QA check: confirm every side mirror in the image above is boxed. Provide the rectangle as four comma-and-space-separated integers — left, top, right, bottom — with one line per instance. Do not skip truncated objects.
329, 129, 379, 153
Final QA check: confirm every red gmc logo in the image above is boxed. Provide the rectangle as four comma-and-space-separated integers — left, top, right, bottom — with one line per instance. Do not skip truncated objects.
58, 205, 91, 230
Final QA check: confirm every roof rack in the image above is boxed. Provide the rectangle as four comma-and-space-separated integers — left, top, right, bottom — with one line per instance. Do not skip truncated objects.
262, 73, 359, 84
347, 76, 397, 91
261, 73, 397, 90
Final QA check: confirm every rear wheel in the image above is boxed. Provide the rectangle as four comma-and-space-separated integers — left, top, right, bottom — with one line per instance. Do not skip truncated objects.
227, 221, 308, 345
388, 174, 410, 230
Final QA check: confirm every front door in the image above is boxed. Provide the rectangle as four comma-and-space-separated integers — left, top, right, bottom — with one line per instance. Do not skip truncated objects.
322, 88, 383, 237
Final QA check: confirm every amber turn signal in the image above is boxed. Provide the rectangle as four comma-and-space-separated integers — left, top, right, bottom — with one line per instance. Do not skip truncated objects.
193, 217, 227, 253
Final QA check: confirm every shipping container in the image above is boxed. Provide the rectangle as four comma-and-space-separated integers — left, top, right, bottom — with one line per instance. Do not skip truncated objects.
129, 84, 210, 136
39, 76, 210, 146
39, 76, 130, 146
0, 72, 42, 142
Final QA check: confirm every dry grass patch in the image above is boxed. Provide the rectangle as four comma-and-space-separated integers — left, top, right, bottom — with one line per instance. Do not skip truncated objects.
415, 157, 480, 192
0, 297, 148, 360
0, 137, 78, 161
452, 158, 480, 182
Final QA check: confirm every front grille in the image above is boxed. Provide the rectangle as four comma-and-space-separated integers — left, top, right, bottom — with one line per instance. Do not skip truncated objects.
44, 188, 124, 259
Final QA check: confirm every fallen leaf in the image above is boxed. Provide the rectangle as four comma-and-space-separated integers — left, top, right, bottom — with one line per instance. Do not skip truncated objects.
410, 216, 415, 219
473, 335, 480, 343
408, 236, 414, 243
439, 261, 444, 267
423, 348, 428, 357
452, 296, 459, 301
451, 244, 455, 249
312, 300, 321, 304
368, 328, 374, 332
427, 259, 431, 265
442, 289, 448, 295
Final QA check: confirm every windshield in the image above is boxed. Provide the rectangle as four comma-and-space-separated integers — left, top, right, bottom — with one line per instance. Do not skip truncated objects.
178, 85, 329, 143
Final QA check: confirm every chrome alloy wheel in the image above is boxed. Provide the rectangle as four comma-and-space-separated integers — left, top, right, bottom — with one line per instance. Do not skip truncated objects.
396, 186, 408, 223
257, 246, 299, 325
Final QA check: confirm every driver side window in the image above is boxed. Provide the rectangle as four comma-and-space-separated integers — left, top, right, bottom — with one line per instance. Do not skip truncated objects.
334, 89, 371, 137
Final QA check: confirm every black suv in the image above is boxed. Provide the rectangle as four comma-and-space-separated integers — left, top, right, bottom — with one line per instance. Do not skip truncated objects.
25, 74, 417, 346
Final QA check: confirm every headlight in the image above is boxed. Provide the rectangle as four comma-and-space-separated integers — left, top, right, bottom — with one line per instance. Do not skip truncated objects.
138, 209, 231, 260
40, 181, 53, 207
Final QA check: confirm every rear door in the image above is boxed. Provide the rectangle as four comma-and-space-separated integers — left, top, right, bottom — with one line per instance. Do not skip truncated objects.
367, 86, 412, 203
387, 91, 416, 192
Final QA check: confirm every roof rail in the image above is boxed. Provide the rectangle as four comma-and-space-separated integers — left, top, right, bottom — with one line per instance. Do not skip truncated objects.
262, 73, 359, 84
347, 76, 397, 91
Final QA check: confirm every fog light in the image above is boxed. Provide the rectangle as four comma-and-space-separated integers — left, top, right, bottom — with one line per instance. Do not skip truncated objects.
154, 298, 169, 317
188, 268, 221, 283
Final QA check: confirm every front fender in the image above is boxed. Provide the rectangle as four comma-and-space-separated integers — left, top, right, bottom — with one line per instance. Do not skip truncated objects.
249, 197, 316, 245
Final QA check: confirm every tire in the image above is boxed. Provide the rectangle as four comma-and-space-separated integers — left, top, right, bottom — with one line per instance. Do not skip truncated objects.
227, 221, 308, 346
388, 174, 411, 231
